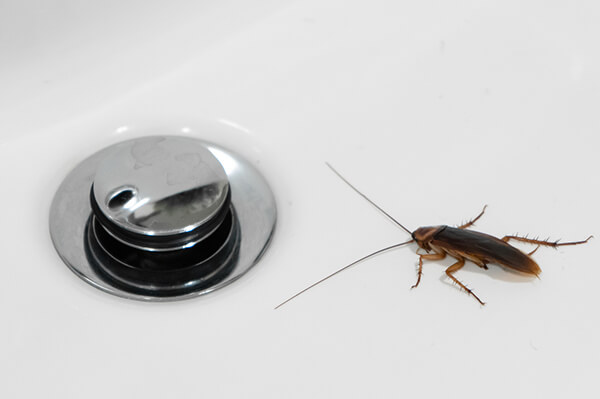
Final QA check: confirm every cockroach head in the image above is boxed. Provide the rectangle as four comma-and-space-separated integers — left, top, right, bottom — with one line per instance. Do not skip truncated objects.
411, 226, 439, 250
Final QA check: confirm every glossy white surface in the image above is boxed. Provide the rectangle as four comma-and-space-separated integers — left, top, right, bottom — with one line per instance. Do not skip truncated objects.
1, 1, 599, 398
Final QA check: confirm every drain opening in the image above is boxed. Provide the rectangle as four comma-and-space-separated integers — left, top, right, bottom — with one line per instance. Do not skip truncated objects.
107, 188, 136, 210
84, 207, 240, 296
49, 134, 276, 301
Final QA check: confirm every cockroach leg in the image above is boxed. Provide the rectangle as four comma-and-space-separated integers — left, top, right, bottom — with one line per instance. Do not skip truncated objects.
528, 245, 541, 256
445, 258, 485, 305
501, 235, 593, 248
457, 205, 488, 229
412, 251, 445, 289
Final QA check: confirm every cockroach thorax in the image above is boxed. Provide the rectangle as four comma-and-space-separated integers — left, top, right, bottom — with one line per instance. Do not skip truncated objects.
412, 226, 444, 249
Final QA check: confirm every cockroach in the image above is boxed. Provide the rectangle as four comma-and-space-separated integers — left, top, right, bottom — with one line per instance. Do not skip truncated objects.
275, 163, 592, 308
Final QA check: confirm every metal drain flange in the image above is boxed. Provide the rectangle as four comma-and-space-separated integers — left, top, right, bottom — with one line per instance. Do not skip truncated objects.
49, 135, 276, 301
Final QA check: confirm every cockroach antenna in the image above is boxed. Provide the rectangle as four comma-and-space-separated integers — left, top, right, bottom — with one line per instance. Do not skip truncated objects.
274, 239, 414, 309
274, 163, 417, 309
325, 162, 413, 236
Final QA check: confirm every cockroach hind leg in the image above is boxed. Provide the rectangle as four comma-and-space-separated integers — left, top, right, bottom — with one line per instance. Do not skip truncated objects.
444, 258, 486, 305
502, 234, 593, 248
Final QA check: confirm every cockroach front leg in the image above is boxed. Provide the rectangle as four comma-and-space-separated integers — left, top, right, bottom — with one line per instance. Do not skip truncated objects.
445, 257, 485, 305
457, 205, 487, 229
501, 235, 592, 248
412, 250, 446, 289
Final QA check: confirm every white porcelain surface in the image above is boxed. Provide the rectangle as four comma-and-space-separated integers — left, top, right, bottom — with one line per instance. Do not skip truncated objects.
1, 1, 599, 398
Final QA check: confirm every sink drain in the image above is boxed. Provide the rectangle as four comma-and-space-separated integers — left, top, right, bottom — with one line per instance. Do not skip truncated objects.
50, 135, 276, 301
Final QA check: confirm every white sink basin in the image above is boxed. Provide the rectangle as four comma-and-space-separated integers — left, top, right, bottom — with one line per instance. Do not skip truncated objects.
1, 1, 599, 398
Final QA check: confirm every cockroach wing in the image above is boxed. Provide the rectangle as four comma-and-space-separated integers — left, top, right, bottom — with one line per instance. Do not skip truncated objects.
432, 226, 541, 275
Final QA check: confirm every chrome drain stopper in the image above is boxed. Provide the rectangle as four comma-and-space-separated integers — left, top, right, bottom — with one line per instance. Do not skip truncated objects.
50, 136, 276, 301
